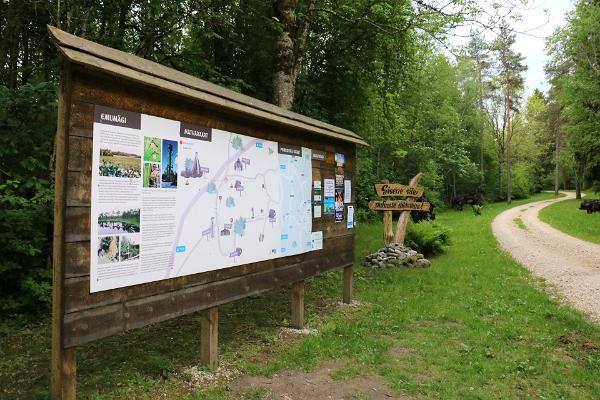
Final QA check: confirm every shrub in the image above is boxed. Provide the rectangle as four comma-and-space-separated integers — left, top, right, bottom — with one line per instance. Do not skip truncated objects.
0, 82, 56, 316
472, 204, 482, 215
405, 220, 451, 256
355, 207, 379, 223
511, 164, 535, 200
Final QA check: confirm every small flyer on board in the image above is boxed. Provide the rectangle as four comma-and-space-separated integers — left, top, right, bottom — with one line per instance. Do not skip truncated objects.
313, 180, 322, 218
314, 204, 322, 218
324, 196, 335, 214
335, 188, 344, 222
313, 180, 322, 202
335, 152, 345, 187
347, 205, 354, 229
324, 178, 335, 197
311, 231, 323, 250
344, 179, 352, 203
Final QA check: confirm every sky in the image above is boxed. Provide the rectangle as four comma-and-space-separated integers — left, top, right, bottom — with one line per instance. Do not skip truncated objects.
448, 0, 575, 98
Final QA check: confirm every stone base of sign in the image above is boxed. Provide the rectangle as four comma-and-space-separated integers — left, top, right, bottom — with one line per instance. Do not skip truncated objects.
363, 244, 431, 269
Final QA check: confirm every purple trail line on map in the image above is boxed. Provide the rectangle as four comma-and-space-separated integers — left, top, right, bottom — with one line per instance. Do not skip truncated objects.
165, 138, 258, 279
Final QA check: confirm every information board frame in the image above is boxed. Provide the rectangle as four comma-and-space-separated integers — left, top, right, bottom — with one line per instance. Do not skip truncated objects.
49, 26, 366, 399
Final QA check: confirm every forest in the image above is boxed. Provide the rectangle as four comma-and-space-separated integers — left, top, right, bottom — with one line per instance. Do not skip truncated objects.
1, 0, 599, 315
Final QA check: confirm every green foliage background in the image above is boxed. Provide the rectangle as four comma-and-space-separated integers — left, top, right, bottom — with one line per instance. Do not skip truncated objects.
1, 0, 590, 315
0, 83, 57, 314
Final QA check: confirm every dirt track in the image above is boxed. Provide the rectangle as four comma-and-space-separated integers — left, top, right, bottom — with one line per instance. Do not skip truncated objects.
492, 192, 600, 322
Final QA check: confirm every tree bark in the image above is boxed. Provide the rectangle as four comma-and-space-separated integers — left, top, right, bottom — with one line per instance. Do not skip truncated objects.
272, 0, 298, 109
506, 138, 512, 204
478, 67, 485, 189
554, 143, 560, 196
575, 163, 584, 200
271, 0, 314, 109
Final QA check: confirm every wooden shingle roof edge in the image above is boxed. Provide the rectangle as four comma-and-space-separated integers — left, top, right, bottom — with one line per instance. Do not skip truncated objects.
48, 26, 368, 147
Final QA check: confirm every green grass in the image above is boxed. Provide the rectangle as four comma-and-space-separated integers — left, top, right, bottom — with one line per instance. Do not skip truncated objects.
538, 194, 600, 244
514, 217, 527, 230
3, 192, 600, 399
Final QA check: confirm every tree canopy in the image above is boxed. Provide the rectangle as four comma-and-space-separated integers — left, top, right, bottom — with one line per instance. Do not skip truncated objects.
0, 0, 587, 315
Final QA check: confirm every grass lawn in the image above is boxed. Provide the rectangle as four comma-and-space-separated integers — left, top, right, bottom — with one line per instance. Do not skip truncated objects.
3, 192, 600, 399
538, 194, 600, 244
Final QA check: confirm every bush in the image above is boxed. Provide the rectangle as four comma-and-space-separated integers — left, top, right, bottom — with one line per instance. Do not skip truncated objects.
472, 204, 482, 215
0, 82, 56, 316
405, 220, 451, 256
355, 207, 379, 223
511, 164, 535, 200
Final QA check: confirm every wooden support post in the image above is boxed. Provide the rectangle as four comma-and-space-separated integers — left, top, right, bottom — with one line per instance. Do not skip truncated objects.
62, 348, 77, 400
290, 281, 305, 329
343, 265, 353, 304
394, 172, 423, 244
51, 60, 75, 400
200, 307, 218, 368
381, 180, 394, 245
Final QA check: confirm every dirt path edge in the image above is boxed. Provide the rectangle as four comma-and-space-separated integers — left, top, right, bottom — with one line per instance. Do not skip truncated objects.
492, 192, 600, 322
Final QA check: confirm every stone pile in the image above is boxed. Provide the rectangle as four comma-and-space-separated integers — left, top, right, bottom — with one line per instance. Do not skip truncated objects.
363, 243, 431, 269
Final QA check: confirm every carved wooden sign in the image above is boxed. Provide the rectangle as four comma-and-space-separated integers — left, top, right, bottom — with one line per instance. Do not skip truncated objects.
374, 183, 424, 197
369, 199, 431, 211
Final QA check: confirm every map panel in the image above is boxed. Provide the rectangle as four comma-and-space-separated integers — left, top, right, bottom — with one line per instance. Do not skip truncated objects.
171, 129, 281, 278
278, 144, 313, 256
90, 106, 318, 292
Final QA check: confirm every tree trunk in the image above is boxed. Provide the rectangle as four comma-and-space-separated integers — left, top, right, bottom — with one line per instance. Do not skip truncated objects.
506, 140, 512, 204
480, 126, 485, 188
504, 79, 512, 204
452, 170, 456, 200
554, 125, 560, 195
272, 0, 298, 109
575, 163, 583, 200
271, 0, 314, 109
478, 68, 485, 189
498, 153, 503, 197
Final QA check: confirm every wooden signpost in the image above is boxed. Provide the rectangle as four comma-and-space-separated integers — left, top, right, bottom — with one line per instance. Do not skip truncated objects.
369, 173, 428, 245
48, 26, 366, 399
373, 183, 424, 198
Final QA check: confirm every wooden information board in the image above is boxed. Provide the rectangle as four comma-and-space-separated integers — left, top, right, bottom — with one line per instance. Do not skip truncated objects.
48, 26, 366, 399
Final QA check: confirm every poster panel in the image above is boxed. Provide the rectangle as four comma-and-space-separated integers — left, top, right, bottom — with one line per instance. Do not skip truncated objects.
91, 105, 314, 292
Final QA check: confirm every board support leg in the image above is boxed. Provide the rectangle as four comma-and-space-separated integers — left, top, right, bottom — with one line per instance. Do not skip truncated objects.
343, 265, 353, 304
52, 346, 76, 400
383, 210, 394, 245
200, 307, 218, 368
290, 281, 305, 329
51, 60, 75, 400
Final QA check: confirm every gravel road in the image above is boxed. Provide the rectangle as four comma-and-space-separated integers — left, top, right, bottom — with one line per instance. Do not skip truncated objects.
492, 192, 600, 322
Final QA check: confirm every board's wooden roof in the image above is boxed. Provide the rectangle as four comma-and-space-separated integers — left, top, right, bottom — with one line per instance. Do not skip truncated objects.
48, 26, 367, 146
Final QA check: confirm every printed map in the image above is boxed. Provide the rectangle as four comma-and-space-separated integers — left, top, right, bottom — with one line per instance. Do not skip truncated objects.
172, 130, 282, 277
279, 146, 313, 256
